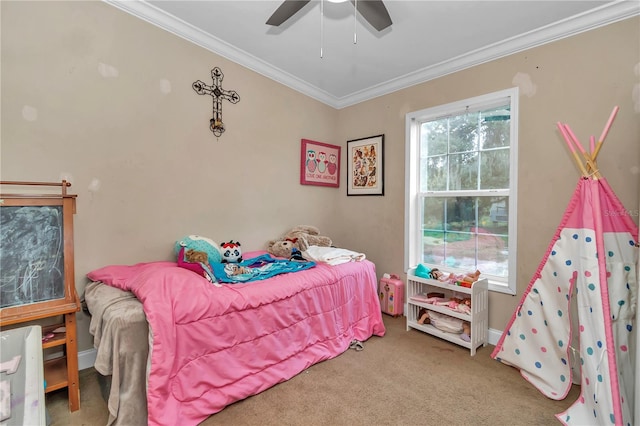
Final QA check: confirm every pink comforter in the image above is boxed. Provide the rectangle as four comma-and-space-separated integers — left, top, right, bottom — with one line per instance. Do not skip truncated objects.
88, 254, 386, 426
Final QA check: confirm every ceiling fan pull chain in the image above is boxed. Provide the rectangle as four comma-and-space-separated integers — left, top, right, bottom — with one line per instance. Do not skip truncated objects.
353, 0, 357, 44
320, 0, 324, 58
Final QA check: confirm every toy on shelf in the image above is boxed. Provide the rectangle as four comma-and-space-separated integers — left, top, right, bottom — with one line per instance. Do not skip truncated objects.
417, 307, 430, 324
445, 269, 481, 288
416, 265, 450, 282
417, 310, 464, 334
414, 264, 482, 288
414, 264, 432, 279
461, 322, 471, 342
407, 270, 489, 355
418, 304, 471, 341
429, 268, 449, 281
434, 297, 471, 315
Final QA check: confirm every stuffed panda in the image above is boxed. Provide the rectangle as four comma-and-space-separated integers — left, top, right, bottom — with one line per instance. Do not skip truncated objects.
220, 240, 243, 263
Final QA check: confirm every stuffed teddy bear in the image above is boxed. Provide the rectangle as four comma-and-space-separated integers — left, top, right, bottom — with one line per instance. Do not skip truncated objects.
284, 225, 332, 248
220, 240, 243, 263
267, 225, 332, 258
267, 238, 305, 259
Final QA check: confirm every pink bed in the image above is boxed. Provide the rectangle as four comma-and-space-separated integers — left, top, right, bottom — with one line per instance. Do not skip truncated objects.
85, 251, 386, 426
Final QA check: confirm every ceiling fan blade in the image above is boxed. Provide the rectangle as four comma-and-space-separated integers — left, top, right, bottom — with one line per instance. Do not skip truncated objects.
266, 0, 311, 26
351, 0, 392, 31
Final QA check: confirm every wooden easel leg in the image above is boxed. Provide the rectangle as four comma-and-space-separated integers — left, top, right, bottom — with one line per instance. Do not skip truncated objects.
65, 313, 80, 411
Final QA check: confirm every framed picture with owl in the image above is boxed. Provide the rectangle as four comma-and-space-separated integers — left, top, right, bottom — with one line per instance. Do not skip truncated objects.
300, 139, 341, 188
347, 134, 384, 196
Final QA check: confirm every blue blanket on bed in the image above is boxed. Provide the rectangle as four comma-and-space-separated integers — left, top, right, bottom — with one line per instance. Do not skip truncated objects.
210, 254, 315, 283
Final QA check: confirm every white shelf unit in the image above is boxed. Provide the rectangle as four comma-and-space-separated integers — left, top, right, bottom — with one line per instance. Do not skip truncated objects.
406, 270, 488, 356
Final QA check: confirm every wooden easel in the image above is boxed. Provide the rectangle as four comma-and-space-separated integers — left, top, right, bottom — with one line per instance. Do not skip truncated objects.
0, 180, 81, 412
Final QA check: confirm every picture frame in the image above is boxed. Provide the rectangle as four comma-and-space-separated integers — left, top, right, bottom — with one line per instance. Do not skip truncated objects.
347, 134, 384, 196
300, 139, 341, 188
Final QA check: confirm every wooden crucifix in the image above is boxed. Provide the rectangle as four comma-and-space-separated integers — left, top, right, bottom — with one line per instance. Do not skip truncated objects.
192, 67, 240, 137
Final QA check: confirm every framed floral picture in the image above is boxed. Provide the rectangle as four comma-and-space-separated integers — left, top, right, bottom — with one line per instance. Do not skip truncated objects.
300, 139, 341, 188
347, 134, 384, 196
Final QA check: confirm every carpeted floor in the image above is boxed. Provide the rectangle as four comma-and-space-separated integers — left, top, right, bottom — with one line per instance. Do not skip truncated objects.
47, 315, 579, 425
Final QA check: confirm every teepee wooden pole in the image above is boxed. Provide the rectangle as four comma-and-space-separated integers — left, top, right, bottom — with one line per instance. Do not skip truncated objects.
593, 106, 619, 160
589, 135, 598, 173
564, 123, 601, 179
557, 122, 588, 177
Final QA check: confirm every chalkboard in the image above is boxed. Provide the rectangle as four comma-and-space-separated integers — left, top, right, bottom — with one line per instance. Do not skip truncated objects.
0, 206, 65, 308
0, 181, 79, 326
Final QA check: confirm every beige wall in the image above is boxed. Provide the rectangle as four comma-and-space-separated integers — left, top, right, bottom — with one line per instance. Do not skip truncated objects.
1, 1, 340, 351
2, 1, 638, 352
334, 17, 640, 330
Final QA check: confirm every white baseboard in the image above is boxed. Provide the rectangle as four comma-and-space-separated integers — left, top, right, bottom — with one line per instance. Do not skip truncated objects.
78, 348, 97, 371
76, 329, 503, 371
488, 328, 502, 346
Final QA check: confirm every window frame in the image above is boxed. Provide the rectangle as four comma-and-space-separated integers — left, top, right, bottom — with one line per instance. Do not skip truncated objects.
404, 87, 519, 295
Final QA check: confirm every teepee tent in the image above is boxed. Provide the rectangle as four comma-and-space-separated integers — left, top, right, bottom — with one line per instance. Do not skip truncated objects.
491, 107, 639, 426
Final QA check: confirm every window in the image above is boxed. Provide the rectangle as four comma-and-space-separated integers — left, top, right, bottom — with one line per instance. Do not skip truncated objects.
405, 88, 518, 294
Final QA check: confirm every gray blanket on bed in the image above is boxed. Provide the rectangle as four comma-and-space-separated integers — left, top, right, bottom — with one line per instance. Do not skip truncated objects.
85, 281, 149, 426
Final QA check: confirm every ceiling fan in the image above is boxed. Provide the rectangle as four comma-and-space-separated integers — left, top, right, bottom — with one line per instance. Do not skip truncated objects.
266, 0, 392, 32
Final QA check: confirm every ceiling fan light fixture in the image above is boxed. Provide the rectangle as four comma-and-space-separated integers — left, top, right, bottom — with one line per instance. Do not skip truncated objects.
266, 0, 392, 35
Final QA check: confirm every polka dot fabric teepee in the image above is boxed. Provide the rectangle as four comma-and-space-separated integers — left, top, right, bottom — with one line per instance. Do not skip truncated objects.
492, 108, 639, 426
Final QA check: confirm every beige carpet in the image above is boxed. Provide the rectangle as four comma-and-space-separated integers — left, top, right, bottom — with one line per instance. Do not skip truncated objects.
47, 315, 579, 425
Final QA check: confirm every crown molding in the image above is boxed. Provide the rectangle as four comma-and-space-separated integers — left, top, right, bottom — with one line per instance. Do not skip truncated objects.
335, 0, 640, 108
104, 0, 337, 106
105, 0, 639, 109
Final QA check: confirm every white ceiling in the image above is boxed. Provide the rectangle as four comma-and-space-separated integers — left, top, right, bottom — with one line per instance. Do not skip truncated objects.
106, 0, 639, 108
